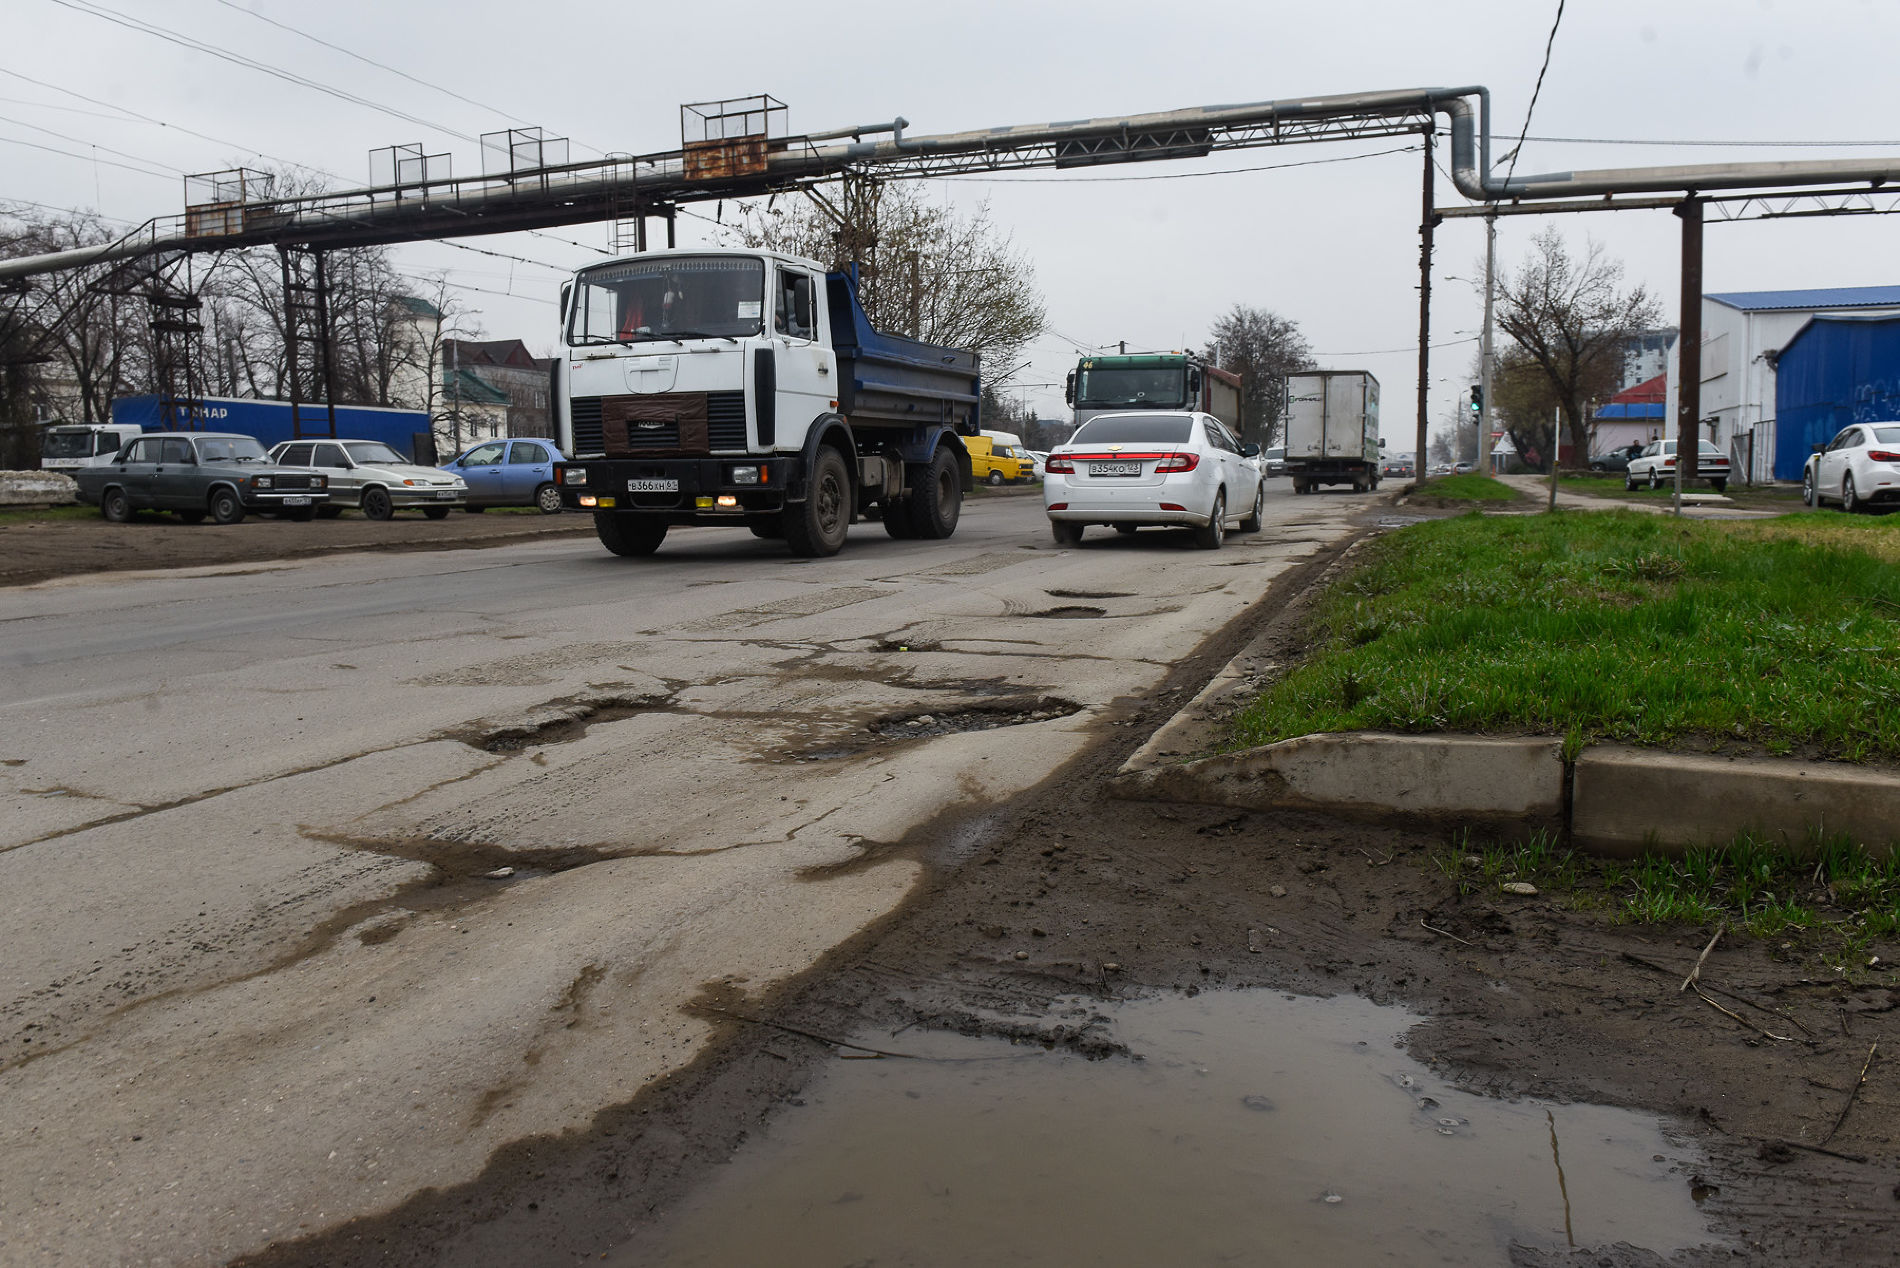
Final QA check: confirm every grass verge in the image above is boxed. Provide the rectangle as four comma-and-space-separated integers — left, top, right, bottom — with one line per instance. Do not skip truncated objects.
1434, 828, 1900, 967
0, 504, 93, 527
1229, 508, 1900, 760
1556, 473, 1804, 512
1414, 473, 1518, 501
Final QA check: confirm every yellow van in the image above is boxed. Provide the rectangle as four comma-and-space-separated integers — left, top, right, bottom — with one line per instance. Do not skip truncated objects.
966, 435, 1027, 485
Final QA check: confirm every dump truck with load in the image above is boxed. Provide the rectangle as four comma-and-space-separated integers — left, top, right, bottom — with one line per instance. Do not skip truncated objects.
1064, 352, 1243, 438
552, 248, 979, 557
1282, 370, 1383, 493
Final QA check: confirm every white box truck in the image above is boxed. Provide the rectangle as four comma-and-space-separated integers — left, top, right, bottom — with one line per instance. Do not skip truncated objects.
1283, 371, 1382, 494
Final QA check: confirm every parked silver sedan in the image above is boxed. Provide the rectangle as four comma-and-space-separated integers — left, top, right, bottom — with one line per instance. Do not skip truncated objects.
268, 439, 467, 519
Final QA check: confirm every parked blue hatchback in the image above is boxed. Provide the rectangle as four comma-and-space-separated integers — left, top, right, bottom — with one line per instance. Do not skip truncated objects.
441, 438, 567, 513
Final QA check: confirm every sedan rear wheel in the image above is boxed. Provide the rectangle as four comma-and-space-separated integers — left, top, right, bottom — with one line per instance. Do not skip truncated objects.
1051, 520, 1084, 547
1844, 474, 1863, 514
1192, 491, 1226, 551
101, 487, 131, 523
1647, 470, 1661, 490
1238, 482, 1264, 532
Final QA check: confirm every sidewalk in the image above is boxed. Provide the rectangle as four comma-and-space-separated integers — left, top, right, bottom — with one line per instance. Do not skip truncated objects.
1490, 473, 1783, 520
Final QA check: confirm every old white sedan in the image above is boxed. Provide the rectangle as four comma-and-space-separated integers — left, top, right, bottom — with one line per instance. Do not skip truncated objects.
1804, 422, 1900, 512
1043, 411, 1263, 549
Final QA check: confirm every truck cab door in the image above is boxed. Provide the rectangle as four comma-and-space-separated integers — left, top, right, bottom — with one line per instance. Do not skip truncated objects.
770, 266, 834, 445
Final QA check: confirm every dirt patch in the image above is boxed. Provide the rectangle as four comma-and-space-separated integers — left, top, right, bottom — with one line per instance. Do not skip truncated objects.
0, 507, 596, 588
236, 516, 1897, 1266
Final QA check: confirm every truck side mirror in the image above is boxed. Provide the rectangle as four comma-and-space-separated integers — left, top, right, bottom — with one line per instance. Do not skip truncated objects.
1063, 372, 1074, 406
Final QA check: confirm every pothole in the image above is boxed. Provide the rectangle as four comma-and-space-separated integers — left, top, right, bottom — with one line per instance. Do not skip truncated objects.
1044, 589, 1133, 600
872, 637, 942, 654
868, 697, 1082, 739
453, 691, 672, 754
1025, 606, 1106, 619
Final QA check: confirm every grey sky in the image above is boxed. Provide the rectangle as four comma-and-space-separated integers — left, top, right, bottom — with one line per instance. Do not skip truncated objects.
7, 0, 1898, 441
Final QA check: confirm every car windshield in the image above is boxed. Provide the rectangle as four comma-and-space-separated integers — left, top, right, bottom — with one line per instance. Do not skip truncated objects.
344, 442, 407, 465
568, 255, 765, 344
1074, 365, 1188, 408
1070, 415, 1195, 446
196, 436, 268, 462
1869, 426, 1900, 445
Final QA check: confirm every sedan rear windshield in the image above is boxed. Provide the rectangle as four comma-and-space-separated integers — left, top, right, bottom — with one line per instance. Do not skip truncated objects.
1870, 426, 1900, 445
1070, 415, 1194, 446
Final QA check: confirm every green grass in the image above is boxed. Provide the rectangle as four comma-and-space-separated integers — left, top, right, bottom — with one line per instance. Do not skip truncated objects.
1418, 473, 1519, 501
1228, 509, 1900, 760
0, 504, 92, 527
1557, 473, 1805, 512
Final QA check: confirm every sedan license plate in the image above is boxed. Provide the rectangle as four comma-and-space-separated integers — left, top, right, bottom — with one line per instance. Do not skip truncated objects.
281, 496, 312, 507
1089, 460, 1144, 477
435, 489, 457, 500
628, 478, 679, 493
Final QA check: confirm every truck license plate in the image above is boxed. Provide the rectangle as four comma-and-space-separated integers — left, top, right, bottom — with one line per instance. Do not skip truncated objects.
1089, 461, 1143, 477
282, 496, 312, 507
628, 478, 679, 493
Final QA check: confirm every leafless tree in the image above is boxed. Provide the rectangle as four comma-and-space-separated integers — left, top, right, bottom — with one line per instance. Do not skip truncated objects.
1495, 227, 1662, 468
1202, 305, 1315, 448
728, 181, 1046, 375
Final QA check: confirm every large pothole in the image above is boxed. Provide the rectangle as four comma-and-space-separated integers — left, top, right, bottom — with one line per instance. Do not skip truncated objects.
451, 691, 673, 754
790, 696, 1083, 761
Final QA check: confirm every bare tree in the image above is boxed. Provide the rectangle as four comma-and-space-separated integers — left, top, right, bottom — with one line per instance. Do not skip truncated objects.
729, 181, 1046, 375
1495, 228, 1661, 467
0, 208, 149, 431
1202, 305, 1314, 448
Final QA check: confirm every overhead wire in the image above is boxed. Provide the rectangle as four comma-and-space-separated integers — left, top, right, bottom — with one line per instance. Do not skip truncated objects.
0, 133, 174, 180
1503, 0, 1567, 190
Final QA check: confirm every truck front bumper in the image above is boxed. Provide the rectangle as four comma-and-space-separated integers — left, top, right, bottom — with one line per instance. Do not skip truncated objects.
556, 457, 796, 518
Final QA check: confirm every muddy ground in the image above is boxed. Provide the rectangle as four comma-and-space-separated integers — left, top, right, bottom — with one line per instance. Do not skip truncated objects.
234, 516, 1898, 1267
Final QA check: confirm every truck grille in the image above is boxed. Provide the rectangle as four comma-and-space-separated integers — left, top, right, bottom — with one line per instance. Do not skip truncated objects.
706, 391, 746, 450
571, 396, 604, 455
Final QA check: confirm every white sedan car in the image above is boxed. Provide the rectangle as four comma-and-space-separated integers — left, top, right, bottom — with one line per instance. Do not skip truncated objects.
1625, 439, 1731, 492
1043, 411, 1263, 549
1804, 422, 1900, 512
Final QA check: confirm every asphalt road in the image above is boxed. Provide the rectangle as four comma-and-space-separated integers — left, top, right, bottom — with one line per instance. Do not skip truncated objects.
0, 485, 1364, 1266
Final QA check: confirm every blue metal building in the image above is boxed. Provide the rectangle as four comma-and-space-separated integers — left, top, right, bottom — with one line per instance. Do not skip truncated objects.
1772, 314, 1900, 480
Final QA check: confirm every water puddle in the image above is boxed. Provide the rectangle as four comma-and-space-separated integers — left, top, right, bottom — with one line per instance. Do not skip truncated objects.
626, 990, 1714, 1266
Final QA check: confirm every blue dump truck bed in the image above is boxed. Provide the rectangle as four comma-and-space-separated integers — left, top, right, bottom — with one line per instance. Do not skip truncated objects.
111, 396, 436, 461
825, 272, 980, 434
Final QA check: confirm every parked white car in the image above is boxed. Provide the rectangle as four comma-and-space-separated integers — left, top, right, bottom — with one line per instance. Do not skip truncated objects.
1043, 411, 1263, 549
269, 438, 468, 520
1803, 422, 1900, 512
1625, 439, 1731, 492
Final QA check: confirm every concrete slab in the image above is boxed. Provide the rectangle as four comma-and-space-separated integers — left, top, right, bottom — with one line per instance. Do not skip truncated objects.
1111, 731, 1566, 829
1573, 746, 1900, 857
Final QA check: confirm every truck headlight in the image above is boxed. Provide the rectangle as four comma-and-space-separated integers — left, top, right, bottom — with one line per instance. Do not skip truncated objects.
561, 467, 587, 486
728, 465, 762, 485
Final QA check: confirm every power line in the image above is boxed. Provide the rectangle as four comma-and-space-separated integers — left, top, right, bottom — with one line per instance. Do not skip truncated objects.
1503, 0, 1567, 190
43, 0, 480, 144
0, 111, 187, 175
1315, 336, 1477, 357
0, 196, 139, 225
0, 132, 174, 180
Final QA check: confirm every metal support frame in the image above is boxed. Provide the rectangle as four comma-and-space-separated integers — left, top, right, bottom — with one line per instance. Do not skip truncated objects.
278, 245, 338, 440
100, 251, 206, 432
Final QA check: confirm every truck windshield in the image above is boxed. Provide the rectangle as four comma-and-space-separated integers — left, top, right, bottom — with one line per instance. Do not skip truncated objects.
42, 430, 103, 459
1075, 366, 1188, 408
569, 256, 765, 345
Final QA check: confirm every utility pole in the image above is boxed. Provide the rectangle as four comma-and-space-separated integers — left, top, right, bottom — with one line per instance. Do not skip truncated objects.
1415, 125, 1437, 487
1673, 198, 1704, 517
1479, 212, 1496, 475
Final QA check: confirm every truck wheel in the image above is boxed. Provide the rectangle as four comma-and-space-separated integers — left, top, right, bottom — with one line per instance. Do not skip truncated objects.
594, 512, 667, 556
209, 488, 246, 525
101, 487, 131, 523
882, 497, 919, 539
361, 487, 394, 521
1192, 492, 1226, 550
784, 446, 851, 557
904, 446, 962, 540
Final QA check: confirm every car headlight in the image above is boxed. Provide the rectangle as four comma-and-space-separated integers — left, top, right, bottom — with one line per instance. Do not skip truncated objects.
312, 476, 326, 488
254, 475, 273, 488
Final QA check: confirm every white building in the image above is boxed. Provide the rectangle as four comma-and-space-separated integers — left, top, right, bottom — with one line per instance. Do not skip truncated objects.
1665, 286, 1900, 482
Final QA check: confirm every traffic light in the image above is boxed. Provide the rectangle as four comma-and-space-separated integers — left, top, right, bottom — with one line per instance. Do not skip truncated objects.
1469, 384, 1484, 418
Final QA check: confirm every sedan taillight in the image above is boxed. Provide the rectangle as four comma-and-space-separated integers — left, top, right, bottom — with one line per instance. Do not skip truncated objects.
1868, 450, 1900, 463
1154, 452, 1199, 473
1044, 455, 1075, 474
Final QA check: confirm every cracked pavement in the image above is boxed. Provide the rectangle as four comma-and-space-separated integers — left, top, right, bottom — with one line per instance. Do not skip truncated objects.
0, 489, 1360, 1266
